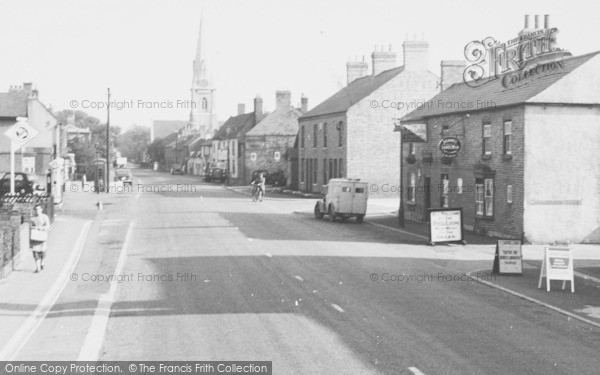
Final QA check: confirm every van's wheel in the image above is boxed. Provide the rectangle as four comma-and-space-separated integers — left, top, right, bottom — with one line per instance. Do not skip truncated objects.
328, 205, 336, 222
356, 215, 364, 223
314, 203, 324, 219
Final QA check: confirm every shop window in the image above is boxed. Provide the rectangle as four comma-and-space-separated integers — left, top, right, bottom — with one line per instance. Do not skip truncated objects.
441, 174, 449, 208
483, 122, 492, 155
503, 120, 512, 155
408, 172, 416, 202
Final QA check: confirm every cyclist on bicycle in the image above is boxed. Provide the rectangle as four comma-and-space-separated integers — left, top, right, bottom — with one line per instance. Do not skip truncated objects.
250, 172, 266, 202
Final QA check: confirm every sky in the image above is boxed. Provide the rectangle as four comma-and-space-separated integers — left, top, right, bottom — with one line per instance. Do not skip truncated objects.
1, 0, 598, 131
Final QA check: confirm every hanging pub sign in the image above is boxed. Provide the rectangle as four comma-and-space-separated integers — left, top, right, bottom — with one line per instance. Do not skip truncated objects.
439, 137, 461, 157
538, 245, 574, 293
493, 239, 523, 275
400, 123, 428, 143
428, 208, 466, 246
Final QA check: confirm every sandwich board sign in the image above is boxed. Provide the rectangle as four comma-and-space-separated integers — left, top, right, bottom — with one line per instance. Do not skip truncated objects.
538, 245, 574, 293
428, 208, 466, 245
493, 239, 523, 275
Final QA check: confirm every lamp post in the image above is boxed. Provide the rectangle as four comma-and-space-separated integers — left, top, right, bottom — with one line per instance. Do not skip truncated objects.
393, 118, 405, 227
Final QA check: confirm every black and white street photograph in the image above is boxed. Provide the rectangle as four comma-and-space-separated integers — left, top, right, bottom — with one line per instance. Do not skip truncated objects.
0, 1, 599, 374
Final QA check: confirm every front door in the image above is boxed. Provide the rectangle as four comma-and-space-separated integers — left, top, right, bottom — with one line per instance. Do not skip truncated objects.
423, 177, 431, 222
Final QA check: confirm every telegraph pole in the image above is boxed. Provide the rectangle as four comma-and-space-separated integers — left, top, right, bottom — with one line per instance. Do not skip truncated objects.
106, 88, 110, 194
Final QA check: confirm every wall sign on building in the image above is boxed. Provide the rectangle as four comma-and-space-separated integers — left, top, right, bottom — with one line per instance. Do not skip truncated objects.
493, 239, 523, 275
439, 137, 461, 157
538, 245, 574, 292
428, 208, 466, 245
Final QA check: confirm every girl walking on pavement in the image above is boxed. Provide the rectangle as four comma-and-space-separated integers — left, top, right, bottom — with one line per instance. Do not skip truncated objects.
30, 204, 51, 273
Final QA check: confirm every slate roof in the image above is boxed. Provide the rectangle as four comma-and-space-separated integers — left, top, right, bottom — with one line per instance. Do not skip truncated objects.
246, 107, 303, 137
212, 112, 254, 140
402, 51, 600, 122
300, 66, 405, 120
0, 92, 29, 118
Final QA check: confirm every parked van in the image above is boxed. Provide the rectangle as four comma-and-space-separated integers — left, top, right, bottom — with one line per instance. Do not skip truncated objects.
314, 178, 368, 223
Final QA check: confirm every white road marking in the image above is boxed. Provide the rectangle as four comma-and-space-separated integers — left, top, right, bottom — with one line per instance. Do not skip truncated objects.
78, 220, 136, 360
331, 303, 345, 313
265, 253, 273, 258
0, 220, 92, 361
294, 275, 303, 281
408, 367, 427, 375
368, 221, 429, 241
247, 238, 254, 242
574, 271, 600, 284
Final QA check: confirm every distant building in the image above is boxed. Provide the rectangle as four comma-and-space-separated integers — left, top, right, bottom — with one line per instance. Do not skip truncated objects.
0, 82, 57, 178
399, 17, 600, 243
298, 42, 440, 193
244, 91, 306, 186
212, 97, 264, 183
151, 120, 187, 142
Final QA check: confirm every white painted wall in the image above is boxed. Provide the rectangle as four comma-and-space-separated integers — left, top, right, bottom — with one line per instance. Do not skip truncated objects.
523, 105, 600, 243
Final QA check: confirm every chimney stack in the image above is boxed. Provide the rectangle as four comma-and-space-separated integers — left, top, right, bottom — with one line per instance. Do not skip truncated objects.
524, 14, 530, 28
237, 103, 245, 115
371, 45, 396, 75
403, 40, 429, 72
440, 61, 467, 91
544, 14, 550, 28
535, 15, 540, 29
23, 82, 33, 93
300, 95, 308, 113
276, 90, 291, 111
346, 56, 369, 84
254, 95, 263, 123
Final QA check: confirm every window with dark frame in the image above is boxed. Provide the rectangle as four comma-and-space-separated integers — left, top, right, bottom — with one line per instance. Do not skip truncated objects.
408, 172, 416, 202
483, 121, 492, 155
339, 159, 343, 177
300, 158, 305, 182
313, 124, 317, 148
338, 121, 343, 147
323, 159, 327, 184
409, 142, 415, 155
323, 123, 328, 148
441, 174, 449, 208
301, 126, 305, 148
334, 159, 338, 178
503, 120, 512, 155
475, 178, 494, 217
313, 158, 317, 182
329, 159, 333, 180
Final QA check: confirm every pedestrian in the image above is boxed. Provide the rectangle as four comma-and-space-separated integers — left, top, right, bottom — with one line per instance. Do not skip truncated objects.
30, 204, 51, 273
257, 172, 266, 202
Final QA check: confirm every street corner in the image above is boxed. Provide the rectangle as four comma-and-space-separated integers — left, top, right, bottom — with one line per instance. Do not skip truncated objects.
468, 263, 600, 328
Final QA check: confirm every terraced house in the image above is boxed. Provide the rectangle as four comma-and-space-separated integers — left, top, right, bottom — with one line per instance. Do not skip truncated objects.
297, 41, 448, 194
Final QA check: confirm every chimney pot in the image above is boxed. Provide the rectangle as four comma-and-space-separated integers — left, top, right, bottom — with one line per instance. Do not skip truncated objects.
237, 103, 245, 115
535, 15, 540, 29
525, 14, 530, 28
544, 14, 550, 28
301, 95, 308, 113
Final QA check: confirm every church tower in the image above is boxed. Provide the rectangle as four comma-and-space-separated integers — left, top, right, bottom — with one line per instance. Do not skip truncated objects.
190, 13, 217, 137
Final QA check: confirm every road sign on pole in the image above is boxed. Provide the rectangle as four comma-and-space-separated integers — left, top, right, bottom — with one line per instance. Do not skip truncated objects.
4, 119, 40, 194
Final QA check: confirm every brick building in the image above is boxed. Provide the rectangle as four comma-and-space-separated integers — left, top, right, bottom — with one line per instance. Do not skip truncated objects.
400, 50, 600, 244
0, 83, 58, 178
244, 91, 307, 185
297, 42, 441, 194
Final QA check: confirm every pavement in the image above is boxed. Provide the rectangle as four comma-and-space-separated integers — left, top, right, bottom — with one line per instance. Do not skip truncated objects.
1, 171, 599, 374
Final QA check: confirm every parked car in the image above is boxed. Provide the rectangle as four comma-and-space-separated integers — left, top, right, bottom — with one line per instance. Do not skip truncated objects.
170, 163, 184, 175
0, 172, 42, 196
205, 167, 226, 183
114, 168, 133, 186
314, 178, 368, 223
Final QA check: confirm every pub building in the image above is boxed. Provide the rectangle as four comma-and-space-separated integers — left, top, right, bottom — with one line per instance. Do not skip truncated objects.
398, 17, 600, 244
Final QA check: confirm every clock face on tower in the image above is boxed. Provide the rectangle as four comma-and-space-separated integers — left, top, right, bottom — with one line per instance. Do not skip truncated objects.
199, 79, 208, 87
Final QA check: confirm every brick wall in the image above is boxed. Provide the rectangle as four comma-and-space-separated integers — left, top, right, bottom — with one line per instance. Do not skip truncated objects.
245, 135, 296, 185
298, 113, 347, 193
402, 106, 526, 238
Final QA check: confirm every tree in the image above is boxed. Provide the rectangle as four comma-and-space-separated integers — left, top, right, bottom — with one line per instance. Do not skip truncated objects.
54, 109, 121, 162
117, 125, 150, 162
